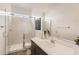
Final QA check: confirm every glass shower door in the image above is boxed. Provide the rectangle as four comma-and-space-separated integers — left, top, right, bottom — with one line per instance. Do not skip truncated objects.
0, 10, 6, 55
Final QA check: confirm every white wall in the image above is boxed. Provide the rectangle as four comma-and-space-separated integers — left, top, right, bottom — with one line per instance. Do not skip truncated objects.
50, 4, 79, 41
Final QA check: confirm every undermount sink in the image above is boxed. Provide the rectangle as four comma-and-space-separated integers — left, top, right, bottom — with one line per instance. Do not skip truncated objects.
40, 37, 55, 44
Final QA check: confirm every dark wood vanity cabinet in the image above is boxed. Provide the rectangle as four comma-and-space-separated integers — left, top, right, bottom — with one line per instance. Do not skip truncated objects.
31, 40, 47, 55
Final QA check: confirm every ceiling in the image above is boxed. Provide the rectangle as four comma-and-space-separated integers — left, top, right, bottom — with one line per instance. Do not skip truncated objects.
11, 3, 79, 17
11, 3, 79, 8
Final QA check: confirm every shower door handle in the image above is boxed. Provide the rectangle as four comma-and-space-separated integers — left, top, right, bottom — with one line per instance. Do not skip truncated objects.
23, 33, 25, 48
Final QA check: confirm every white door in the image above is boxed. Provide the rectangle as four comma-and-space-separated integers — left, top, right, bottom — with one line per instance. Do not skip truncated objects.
0, 10, 6, 55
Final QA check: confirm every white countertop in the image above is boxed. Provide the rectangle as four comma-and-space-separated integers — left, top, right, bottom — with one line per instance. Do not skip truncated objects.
31, 37, 79, 55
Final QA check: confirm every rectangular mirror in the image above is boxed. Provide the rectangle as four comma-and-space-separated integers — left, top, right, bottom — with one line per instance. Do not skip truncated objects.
35, 18, 41, 30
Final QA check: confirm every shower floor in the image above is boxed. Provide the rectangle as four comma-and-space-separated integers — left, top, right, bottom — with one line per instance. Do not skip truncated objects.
8, 48, 31, 55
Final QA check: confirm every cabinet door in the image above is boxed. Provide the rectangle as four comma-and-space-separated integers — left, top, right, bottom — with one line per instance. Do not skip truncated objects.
31, 41, 37, 55
31, 40, 47, 55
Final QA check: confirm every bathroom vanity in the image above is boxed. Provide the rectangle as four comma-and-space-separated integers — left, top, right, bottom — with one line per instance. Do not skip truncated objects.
31, 37, 79, 55
31, 40, 47, 55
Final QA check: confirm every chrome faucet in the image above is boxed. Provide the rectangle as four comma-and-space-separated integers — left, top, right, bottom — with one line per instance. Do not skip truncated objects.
44, 29, 51, 39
